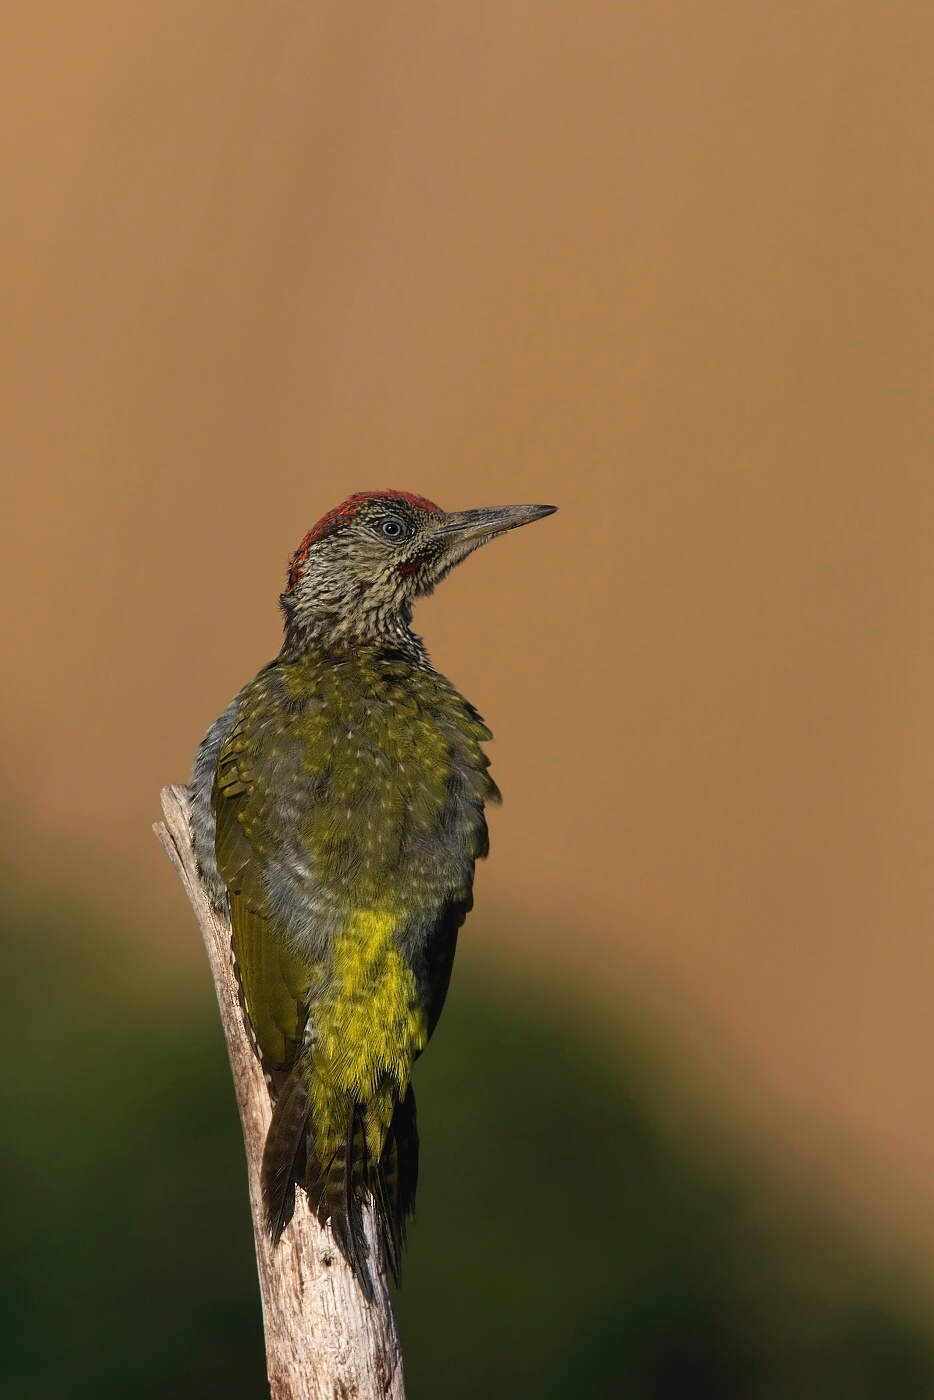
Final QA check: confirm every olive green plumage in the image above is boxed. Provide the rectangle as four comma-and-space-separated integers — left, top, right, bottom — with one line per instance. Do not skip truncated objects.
215, 646, 496, 1288
190, 490, 555, 1295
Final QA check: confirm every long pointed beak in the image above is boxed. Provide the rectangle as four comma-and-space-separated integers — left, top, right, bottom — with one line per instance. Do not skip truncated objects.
435, 502, 557, 546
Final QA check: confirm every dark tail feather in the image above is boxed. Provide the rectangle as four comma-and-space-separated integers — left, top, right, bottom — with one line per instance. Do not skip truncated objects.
261, 1069, 309, 1243
373, 1086, 419, 1284
313, 1106, 374, 1298
262, 1075, 420, 1298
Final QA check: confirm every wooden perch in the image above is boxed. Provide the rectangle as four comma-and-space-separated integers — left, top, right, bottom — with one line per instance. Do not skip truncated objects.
154, 783, 406, 1400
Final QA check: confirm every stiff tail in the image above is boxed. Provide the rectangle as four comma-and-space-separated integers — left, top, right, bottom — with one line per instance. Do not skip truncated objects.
372, 1085, 419, 1284
260, 1069, 418, 1298
260, 1070, 309, 1244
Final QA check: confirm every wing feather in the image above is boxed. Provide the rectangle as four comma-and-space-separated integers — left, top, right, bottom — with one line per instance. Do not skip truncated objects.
213, 682, 315, 1082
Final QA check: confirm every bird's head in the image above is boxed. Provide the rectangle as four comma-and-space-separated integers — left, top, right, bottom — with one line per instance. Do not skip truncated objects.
280, 489, 556, 655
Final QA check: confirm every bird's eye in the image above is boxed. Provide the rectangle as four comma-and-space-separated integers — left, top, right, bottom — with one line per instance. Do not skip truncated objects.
378, 516, 408, 541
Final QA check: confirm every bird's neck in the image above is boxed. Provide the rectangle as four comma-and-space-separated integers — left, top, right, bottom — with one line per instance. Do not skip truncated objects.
280, 593, 430, 667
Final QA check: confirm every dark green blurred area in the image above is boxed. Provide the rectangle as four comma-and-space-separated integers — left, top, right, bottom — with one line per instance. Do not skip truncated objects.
1, 897, 932, 1399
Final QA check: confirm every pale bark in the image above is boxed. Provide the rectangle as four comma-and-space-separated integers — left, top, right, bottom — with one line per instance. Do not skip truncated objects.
154, 783, 405, 1400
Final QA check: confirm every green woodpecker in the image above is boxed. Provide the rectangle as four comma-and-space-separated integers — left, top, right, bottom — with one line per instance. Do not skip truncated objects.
190, 490, 555, 1294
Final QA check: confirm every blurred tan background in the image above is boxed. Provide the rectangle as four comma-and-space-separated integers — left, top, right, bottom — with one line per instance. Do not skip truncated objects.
2, 0, 933, 1271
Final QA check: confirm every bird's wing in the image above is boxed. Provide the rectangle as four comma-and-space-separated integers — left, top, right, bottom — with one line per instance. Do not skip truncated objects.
423, 897, 472, 1043
213, 685, 314, 1084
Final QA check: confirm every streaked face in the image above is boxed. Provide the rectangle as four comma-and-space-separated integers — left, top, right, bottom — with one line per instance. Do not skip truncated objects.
286, 491, 556, 605
280, 490, 556, 650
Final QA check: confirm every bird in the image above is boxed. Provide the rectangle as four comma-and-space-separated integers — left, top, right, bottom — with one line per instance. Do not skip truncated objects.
189, 489, 555, 1296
